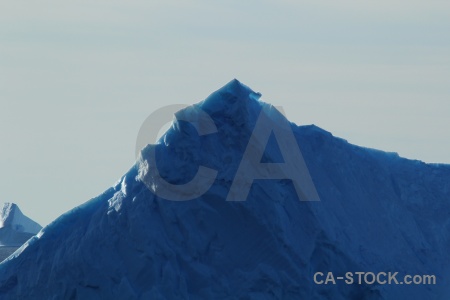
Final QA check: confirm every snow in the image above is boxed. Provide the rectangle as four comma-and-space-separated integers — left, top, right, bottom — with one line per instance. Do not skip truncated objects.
0, 79, 449, 299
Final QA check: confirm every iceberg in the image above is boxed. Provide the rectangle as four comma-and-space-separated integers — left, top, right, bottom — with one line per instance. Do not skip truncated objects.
0, 203, 42, 262
0, 80, 449, 299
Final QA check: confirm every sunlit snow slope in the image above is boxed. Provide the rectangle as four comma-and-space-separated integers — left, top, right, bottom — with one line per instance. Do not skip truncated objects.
0, 80, 449, 299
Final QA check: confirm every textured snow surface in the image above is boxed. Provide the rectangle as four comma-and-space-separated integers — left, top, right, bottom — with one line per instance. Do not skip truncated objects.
0, 80, 449, 299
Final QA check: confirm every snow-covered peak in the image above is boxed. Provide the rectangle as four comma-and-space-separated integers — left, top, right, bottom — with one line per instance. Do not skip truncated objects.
0, 203, 41, 235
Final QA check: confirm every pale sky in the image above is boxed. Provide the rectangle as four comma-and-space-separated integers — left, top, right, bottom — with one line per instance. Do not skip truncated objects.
1, 0, 449, 226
